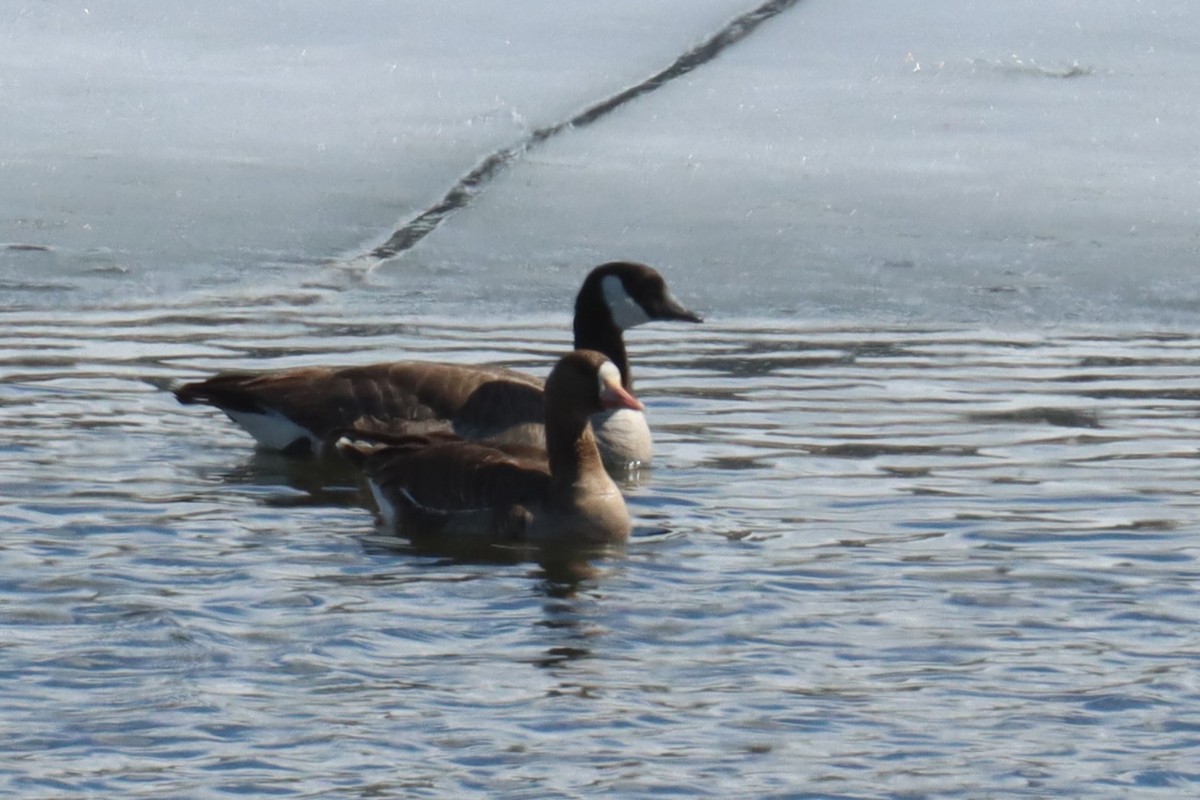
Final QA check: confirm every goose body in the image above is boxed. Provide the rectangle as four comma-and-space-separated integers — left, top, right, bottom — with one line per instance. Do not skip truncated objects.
175, 261, 700, 467
178, 361, 544, 456
337, 351, 640, 543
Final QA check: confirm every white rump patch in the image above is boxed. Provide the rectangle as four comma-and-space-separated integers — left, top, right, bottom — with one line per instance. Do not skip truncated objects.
368, 480, 399, 527
225, 409, 318, 453
602, 274, 651, 330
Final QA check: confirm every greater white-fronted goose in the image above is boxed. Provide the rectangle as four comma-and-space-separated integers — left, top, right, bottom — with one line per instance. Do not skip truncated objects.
175, 261, 700, 467
336, 350, 640, 543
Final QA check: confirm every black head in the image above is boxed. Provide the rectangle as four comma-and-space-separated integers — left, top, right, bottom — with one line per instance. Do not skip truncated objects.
575, 262, 703, 332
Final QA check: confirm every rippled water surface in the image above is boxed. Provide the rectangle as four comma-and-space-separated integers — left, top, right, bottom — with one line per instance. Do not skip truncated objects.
3, 286, 1200, 798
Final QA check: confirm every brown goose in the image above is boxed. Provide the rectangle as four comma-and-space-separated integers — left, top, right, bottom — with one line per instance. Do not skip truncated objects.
336, 350, 639, 543
175, 261, 700, 467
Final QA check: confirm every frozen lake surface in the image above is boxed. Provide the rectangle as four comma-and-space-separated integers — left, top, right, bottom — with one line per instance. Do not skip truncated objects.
4, 0, 1198, 323
3, 1, 1200, 797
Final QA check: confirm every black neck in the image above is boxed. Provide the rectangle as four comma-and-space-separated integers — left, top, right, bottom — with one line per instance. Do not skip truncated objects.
573, 312, 631, 389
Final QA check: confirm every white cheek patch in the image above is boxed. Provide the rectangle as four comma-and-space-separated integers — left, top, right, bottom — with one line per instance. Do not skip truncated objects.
602, 274, 651, 330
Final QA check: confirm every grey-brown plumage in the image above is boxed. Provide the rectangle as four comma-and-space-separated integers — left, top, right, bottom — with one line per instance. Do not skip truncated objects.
174, 261, 701, 464
336, 350, 640, 543
175, 361, 544, 455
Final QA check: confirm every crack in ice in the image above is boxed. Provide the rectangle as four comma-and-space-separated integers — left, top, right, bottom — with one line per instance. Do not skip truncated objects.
364, 0, 803, 262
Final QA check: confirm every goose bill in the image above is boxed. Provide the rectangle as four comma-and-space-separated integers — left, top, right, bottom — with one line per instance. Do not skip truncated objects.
654, 291, 703, 323
597, 362, 644, 411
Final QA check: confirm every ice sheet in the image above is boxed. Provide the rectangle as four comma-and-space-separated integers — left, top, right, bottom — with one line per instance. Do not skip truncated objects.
2, 1, 1198, 324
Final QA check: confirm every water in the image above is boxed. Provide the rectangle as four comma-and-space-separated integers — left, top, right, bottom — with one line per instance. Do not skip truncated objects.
5, 0, 1200, 796
3, 289, 1200, 797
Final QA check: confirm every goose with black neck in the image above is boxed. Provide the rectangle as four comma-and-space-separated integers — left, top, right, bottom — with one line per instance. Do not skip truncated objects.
175, 261, 701, 470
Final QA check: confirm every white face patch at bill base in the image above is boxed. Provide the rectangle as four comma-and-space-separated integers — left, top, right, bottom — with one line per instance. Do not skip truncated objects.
601, 274, 651, 330
596, 360, 623, 396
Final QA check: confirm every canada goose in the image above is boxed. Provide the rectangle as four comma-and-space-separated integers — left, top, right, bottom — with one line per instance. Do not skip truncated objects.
336, 350, 639, 543
175, 261, 700, 467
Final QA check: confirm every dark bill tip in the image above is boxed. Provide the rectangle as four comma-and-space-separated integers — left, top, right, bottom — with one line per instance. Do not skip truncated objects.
662, 299, 704, 323
650, 291, 703, 323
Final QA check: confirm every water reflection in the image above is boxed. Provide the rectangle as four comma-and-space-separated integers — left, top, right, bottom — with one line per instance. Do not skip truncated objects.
354, 524, 613, 670
209, 451, 369, 509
